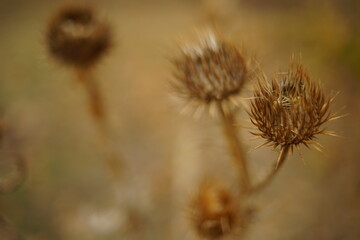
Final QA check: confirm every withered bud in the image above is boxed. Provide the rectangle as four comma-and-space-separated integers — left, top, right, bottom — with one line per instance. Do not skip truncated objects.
249, 62, 334, 151
172, 32, 247, 105
190, 180, 245, 239
46, 4, 111, 68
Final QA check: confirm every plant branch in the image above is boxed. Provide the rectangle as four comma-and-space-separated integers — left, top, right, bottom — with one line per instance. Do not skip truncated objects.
217, 102, 251, 194
76, 68, 106, 126
252, 145, 290, 193
75, 68, 124, 180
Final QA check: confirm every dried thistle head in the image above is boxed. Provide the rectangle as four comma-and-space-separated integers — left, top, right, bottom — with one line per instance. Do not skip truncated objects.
190, 180, 246, 239
46, 4, 111, 68
172, 32, 248, 113
249, 61, 336, 152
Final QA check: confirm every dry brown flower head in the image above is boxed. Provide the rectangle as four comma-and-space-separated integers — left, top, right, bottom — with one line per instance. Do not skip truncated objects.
190, 180, 245, 239
249, 62, 337, 152
172, 32, 247, 114
46, 4, 111, 68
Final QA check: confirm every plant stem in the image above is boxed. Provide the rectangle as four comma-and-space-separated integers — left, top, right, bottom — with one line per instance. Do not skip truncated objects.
217, 102, 251, 194
253, 145, 290, 193
75, 68, 124, 180
76, 68, 106, 126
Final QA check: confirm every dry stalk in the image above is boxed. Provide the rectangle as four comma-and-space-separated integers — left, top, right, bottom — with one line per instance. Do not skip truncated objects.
76, 68, 106, 126
76, 68, 123, 180
217, 102, 251, 194
252, 145, 290, 193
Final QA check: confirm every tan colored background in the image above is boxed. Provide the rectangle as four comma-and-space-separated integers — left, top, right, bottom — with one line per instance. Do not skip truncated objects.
0, 0, 359, 239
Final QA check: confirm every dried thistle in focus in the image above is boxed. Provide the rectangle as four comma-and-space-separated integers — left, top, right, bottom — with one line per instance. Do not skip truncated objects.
249, 61, 336, 155
172, 31, 248, 112
46, 4, 111, 69
190, 180, 247, 239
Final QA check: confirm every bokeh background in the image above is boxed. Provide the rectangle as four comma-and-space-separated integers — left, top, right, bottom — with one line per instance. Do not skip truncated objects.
0, 0, 359, 239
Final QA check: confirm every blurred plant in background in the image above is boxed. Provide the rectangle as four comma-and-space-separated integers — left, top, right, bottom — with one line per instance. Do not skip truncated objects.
0, 0, 359, 240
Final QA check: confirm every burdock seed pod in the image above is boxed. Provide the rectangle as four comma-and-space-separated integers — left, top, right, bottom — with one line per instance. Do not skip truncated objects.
249, 61, 336, 163
46, 4, 111, 68
172, 31, 247, 109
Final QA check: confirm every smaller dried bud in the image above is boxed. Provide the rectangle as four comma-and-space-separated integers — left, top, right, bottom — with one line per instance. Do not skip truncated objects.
190, 180, 245, 239
46, 4, 111, 68
172, 32, 247, 108
249, 61, 335, 152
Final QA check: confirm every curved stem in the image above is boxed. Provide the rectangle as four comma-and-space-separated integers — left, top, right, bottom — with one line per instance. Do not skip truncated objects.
217, 102, 251, 194
252, 145, 290, 193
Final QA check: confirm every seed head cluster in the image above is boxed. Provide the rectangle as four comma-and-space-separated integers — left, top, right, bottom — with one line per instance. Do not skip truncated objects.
46, 4, 111, 68
172, 33, 247, 106
249, 62, 333, 151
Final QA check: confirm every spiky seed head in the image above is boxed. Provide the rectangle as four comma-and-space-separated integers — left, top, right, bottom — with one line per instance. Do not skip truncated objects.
190, 180, 245, 239
172, 32, 247, 107
249, 62, 334, 151
46, 4, 111, 68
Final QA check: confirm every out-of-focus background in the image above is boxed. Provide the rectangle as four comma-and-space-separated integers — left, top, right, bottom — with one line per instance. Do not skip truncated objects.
0, 0, 359, 239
